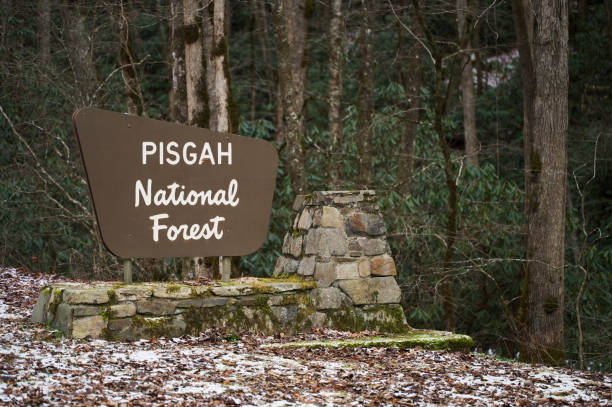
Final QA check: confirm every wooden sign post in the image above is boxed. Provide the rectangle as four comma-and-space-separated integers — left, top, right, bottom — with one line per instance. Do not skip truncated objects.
73, 108, 278, 278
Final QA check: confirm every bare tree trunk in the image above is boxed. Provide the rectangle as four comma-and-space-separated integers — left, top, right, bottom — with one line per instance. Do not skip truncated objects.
118, 1, 143, 116
357, 0, 374, 188
63, 1, 98, 105
274, 0, 310, 195
253, 0, 274, 106
458, 0, 479, 166
169, 0, 187, 124
212, 0, 234, 134
183, 0, 208, 128
249, 3, 256, 122
183, 0, 211, 279
327, 0, 343, 188
38, 0, 51, 65
397, 3, 422, 196
203, 1, 217, 131
513, 0, 568, 366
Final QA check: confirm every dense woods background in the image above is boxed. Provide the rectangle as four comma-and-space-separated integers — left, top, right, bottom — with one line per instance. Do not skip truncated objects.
0, 0, 610, 371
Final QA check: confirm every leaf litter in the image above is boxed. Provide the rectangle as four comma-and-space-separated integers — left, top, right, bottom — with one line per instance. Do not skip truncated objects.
0, 267, 609, 406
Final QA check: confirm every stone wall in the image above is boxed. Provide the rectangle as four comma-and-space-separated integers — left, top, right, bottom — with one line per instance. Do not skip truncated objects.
31, 191, 409, 340
275, 190, 403, 307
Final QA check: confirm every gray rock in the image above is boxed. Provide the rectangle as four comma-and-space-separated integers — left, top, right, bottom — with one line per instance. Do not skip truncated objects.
108, 318, 132, 331
52, 303, 73, 334
152, 285, 194, 299
333, 194, 364, 204
292, 195, 307, 211
72, 316, 106, 339
314, 262, 336, 288
111, 303, 136, 318
175, 298, 203, 308
346, 213, 386, 236
335, 262, 359, 280
238, 296, 259, 306
115, 287, 152, 301
273, 256, 285, 277
347, 239, 363, 257
31, 288, 52, 324
108, 318, 133, 339
310, 287, 343, 310
337, 277, 401, 305
309, 312, 327, 328
176, 297, 228, 308
366, 214, 387, 236
271, 305, 298, 325
267, 293, 309, 306
297, 256, 316, 276
304, 228, 347, 257
319, 206, 343, 228
63, 289, 109, 305
297, 209, 313, 230
73, 305, 102, 317
358, 258, 371, 278
282, 234, 303, 258
136, 298, 177, 315
263, 282, 312, 292
370, 254, 397, 276
212, 285, 255, 296
360, 238, 387, 255
285, 257, 300, 275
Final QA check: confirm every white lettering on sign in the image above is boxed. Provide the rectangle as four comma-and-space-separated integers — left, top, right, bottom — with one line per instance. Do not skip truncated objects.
138, 142, 238, 243
135, 179, 239, 208
149, 213, 226, 242
141, 141, 232, 166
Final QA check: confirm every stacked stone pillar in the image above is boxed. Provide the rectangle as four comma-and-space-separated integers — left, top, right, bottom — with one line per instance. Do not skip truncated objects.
275, 191, 404, 309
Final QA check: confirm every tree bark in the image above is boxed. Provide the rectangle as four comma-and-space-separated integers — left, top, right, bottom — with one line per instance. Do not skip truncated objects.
183, 0, 212, 279
357, 0, 374, 188
169, 0, 187, 124
212, 0, 236, 134
118, 1, 143, 116
38, 0, 51, 65
458, 0, 479, 167
183, 0, 209, 128
513, 0, 568, 365
274, 0, 310, 195
397, 2, 422, 196
63, 1, 98, 105
327, 0, 343, 188
253, 0, 275, 108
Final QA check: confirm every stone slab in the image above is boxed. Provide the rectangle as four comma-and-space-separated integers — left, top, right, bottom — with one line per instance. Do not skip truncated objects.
336, 277, 401, 305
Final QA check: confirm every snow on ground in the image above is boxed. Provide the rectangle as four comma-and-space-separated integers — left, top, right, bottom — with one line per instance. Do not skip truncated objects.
0, 267, 610, 406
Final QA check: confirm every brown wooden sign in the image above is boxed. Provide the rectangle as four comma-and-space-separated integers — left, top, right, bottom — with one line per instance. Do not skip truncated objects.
73, 108, 278, 258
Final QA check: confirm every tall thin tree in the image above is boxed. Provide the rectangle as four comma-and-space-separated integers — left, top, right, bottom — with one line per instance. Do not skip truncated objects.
512, 0, 568, 365
357, 0, 374, 188
274, 0, 310, 195
396, 1, 423, 196
183, 0, 211, 279
457, 0, 479, 166
327, 0, 344, 187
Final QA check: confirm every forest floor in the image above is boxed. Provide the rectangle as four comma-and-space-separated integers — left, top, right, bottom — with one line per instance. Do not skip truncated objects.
0, 267, 610, 406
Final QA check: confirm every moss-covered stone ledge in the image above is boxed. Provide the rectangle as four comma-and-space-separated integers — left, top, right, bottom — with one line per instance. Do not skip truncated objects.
261, 330, 474, 353
30, 277, 410, 340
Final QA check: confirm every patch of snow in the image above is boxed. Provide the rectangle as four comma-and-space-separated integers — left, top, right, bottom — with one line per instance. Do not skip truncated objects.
129, 350, 160, 363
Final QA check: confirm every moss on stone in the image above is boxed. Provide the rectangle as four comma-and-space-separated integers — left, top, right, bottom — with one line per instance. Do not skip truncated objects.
100, 307, 112, 322
261, 330, 473, 352
48, 288, 62, 316
107, 290, 118, 305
